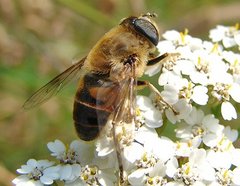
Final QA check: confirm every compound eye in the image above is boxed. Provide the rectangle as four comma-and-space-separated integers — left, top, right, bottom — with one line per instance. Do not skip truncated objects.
133, 18, 159, 46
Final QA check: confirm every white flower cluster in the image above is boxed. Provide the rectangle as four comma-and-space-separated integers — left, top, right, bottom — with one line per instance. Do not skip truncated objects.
13, 24, 240, 186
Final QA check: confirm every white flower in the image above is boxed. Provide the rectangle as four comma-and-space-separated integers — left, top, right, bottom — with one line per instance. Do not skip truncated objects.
178, 82, 208, 105
165, 98, 192, 124
210, 166, 240, 185
209, 26, 226, 42
161, 77, 208, 107
12, 159, 59, 186
191, 85, 209, 105
145, 161, 168, 186
221, 101, 237, 120
66, 166, 116, 186
223, 126, 238, 142
97, 168, 116, 186
128, 154, 166, 185
57, 164, 81, 182
212, 82, 240, 102
209, 24, 240, 48
207, 150, 232, 170
231, 148, 240, 167
165, 157, 179, 178
205, 126, 237, 168
123, 141, 145, 169
128, 168, 146, 185
214, 168, 234, 185
222, 50, 240, 78
79, 165, 102, 185
47, 139, 95, 182
171, 149, 215, 184
211, 81, 240, 120
176, 107, 224, 148
228, 83, 240, 102
151, 137, 176, 162
136, 95, 163, 128
48, 139, 94, 165
125, 127, 174, 171
161, 84, 179, 105
47, 139, 65, 158
232, 167, 240, 185
158, 66, 183, 87
127, 135, 175, 185
145, 40, 176, 77
96, 119, 136, 162
93, 151, 117, 171
95, 124, 115, 157
174, 141, 195, 157
162, 30, 201, 48
183, 49, 212, 86
133, 125, 158, 146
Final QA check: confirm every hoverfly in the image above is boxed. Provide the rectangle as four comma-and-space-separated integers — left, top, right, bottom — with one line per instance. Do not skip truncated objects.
23, 13, 177, 185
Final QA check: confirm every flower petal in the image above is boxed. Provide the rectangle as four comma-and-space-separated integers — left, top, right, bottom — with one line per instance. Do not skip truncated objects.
221, 101, 237, 120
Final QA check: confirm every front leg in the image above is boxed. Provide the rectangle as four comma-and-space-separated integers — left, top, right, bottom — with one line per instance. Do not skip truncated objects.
147, 52, 180, 66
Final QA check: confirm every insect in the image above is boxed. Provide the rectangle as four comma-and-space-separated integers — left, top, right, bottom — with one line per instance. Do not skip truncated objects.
23, 13, 177, 185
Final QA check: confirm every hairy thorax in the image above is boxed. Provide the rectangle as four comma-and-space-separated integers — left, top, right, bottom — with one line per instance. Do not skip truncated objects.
84, 25, 156, 79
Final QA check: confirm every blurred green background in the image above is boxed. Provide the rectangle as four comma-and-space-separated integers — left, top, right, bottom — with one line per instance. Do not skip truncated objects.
1, 0, 240, 185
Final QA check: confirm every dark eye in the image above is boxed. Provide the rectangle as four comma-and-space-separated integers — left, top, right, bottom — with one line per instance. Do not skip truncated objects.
132, 18, 159, 46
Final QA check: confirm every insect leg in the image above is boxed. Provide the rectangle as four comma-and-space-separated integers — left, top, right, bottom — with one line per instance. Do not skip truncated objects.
147, 52, 180, 66
111, 107, 125, 185
137, 80, 178, 115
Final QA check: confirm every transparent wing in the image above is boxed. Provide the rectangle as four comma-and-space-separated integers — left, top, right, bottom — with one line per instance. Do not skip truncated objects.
114, 66, 137, 125
23, 57, 86, 109
112, 77, 136, 125
96, 67, 137, 127
107, 68, 137, 184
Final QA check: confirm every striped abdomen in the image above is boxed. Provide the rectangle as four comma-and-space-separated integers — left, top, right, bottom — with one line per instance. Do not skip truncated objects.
73, 73, 120, 141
